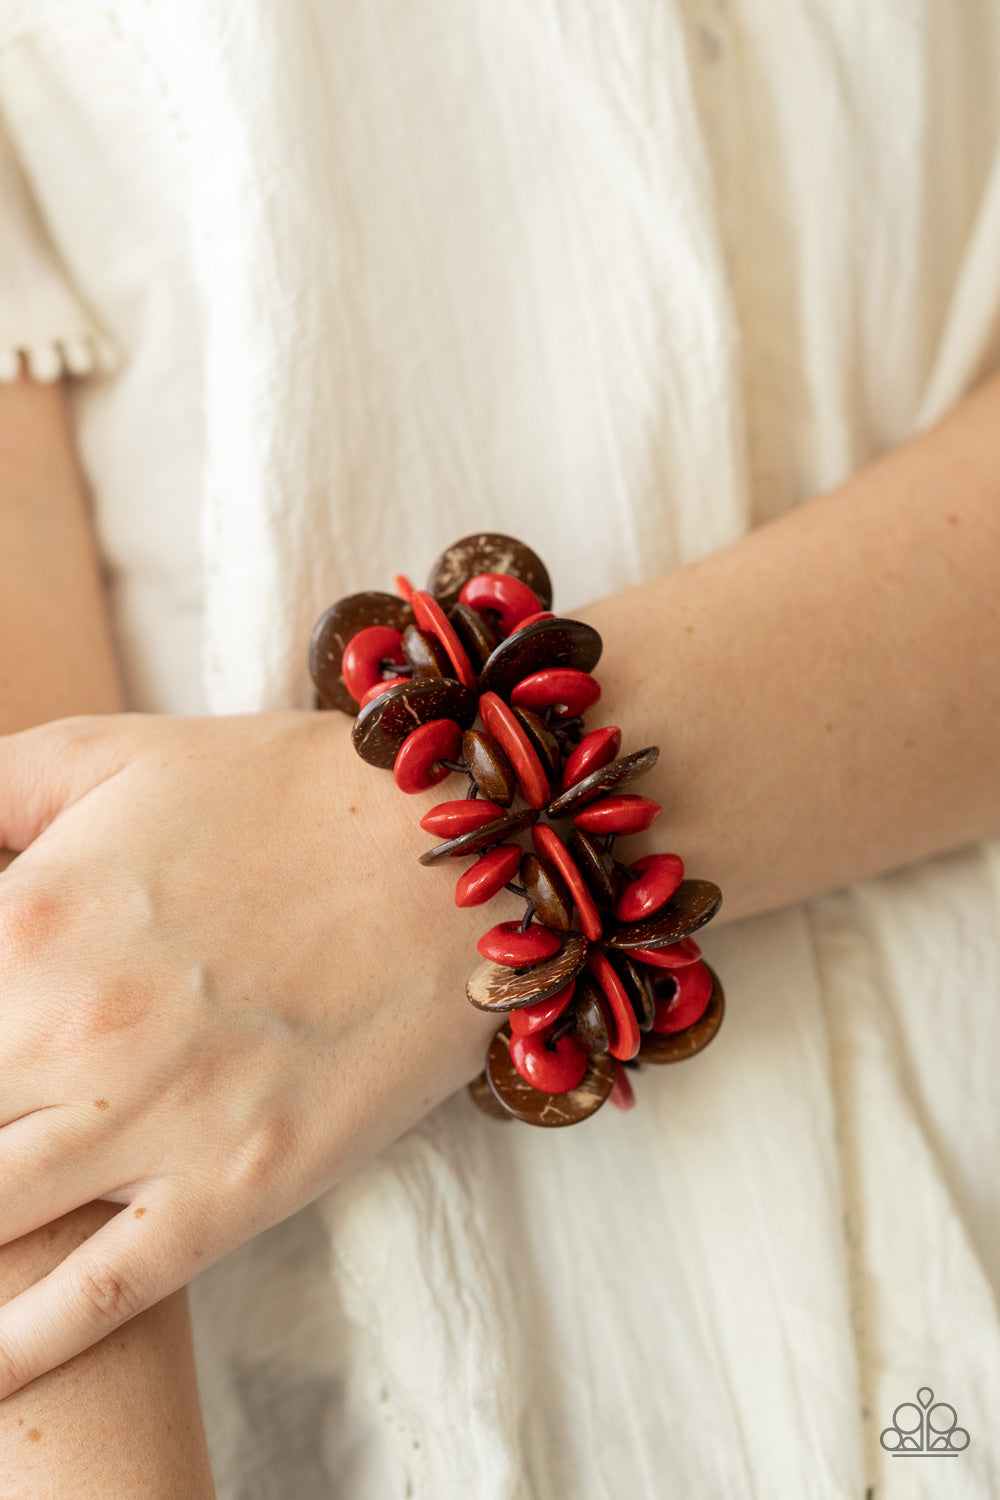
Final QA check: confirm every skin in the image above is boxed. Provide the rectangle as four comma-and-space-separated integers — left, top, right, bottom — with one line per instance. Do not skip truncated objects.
0, 375, 215, 1496
0, 367, 997, 1446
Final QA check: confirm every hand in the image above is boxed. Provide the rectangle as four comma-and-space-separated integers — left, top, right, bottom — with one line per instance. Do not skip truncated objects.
0, 711, 498, 1396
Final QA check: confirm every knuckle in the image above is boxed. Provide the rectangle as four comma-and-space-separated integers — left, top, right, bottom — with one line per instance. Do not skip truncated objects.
0, 893, 63, 965
0, 1335, 26, 1393
73, 1260, 146, 1329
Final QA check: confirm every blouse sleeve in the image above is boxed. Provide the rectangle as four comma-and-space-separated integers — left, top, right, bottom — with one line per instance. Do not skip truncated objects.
0, 102, 114, 382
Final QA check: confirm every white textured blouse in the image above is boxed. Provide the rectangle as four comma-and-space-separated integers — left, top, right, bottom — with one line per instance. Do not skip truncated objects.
2, 3, 999, 1497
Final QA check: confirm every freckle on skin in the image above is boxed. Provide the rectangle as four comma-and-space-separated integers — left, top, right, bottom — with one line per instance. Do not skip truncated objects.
93, 1098, 110, 1111
947, 513, 960, 525
26, 1428, 41, 1443
825, 723, 834, 732
134, 1207, 147, 1218
349, 804, 358, 813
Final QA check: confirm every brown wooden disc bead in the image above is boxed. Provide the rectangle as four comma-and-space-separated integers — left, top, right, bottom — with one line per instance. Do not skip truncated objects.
467, 1070, 514, 1121
485, 1024, 615, 1127
568, 970, 612, 1054
466, 932, 590, 1012
567, 828, 618, 907
480, 617, 603, 700
637, 965, 725, 1063
449, 603, 498, 671
401, 624, 451, 679
520, 853, 574, 932
546, 746, 660, 819
603, 879, 723, 950
419, 808, 539, 865
310, 591, 414, 715
512, 706, 562, 783
427, 533, 553, 614
462, 729, 517, 807
351, 677, 478, 768
607, 950, 656, 1032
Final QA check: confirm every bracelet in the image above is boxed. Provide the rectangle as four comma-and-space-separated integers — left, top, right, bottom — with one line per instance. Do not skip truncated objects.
309, 533, 724, 1128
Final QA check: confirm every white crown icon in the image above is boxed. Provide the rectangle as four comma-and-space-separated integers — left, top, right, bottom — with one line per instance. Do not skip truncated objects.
879, 1386, 970, 1455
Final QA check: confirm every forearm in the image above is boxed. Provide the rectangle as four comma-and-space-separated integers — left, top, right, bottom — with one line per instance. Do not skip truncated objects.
0, 375, 215, 1497
582, 373, 1000, 921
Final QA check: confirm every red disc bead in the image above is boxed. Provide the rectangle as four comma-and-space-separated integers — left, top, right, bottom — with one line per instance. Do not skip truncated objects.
613, 852, 685, 921
458, 573, 542, 636
561, 726, 621, 789
341, 624, 406, 703
629, 937, 703, 969
394, 574, 414, 601
573, 794, 662, 836
410, 590, 478, 689
509, 1029, 590, 1094
454, 844, 522, 907
508, 980, 576, 1035
587, 950, 640, 1061
393, 718, 463, 794
419, 798, 507, 837
477, 921, 562, 967
359, 679, 398, 708
608, 1062, 636, 1111
479, 691, 550, 809
510, 610, 556, 634
510, 668, 602, 719
651, 960, 713, 1033
531, 822, 604, 941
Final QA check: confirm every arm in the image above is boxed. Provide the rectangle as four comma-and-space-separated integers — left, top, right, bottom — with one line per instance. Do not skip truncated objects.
0, 374, 215, 1496
0, 371, 996, 1399
581, 370, 1000, 918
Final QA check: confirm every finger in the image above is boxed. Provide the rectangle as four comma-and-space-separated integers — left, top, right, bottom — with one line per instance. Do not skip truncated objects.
0, 1108, 128, 1246
0, 1186, 201, 1398
0, 716, 133, 852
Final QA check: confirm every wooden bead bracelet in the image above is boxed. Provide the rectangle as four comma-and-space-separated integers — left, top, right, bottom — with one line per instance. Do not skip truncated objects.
310, 533, 725, 1128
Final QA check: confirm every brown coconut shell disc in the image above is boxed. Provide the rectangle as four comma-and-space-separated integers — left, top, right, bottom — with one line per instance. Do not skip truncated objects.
603, 879, 722, 950
637, 965, 725, 1063
546, 746, 660, 819
480, 617, 603, 701
418, 808, 539, 866
466, 933, 590, 1012
310, 591, 414, 715
351, 677, 478, 768
485, 1024, 615, 1127
427, 533, 553, 614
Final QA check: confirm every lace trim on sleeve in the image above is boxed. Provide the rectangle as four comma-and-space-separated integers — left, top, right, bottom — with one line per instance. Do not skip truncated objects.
0, 331, 117, 382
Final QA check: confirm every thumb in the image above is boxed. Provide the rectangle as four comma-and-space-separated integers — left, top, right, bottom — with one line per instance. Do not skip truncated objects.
0, 714, 134, 852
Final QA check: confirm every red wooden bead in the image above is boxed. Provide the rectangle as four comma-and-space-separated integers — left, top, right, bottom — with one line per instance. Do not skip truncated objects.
454, 844, 522, 907
608, 1062, 636, 1111
561, 726, 622, 789
510, 610, 556, 633
510, 668, 601, 719
341, 625, 406, 703
479, 692, 550, 809
419, 798, 508, 836
531, 823, 604, 941
477, 921, 562, 967
587, 950, 640, 1061
359, 679, 398, 708
393, 718, 463, 794
573, 795, 662, 835
508, 980, 576, 1035
410, 590, 478, 689
651, 960, 713, 1033
458, 573, 542, 636
613, 853, 685, 921
629, 937, 703, 969
509, 1029, 590, 1094
394, 574, 415, 602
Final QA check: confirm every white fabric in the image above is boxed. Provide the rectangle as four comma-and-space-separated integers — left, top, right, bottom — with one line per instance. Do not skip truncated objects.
1, 3, 999, 1496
